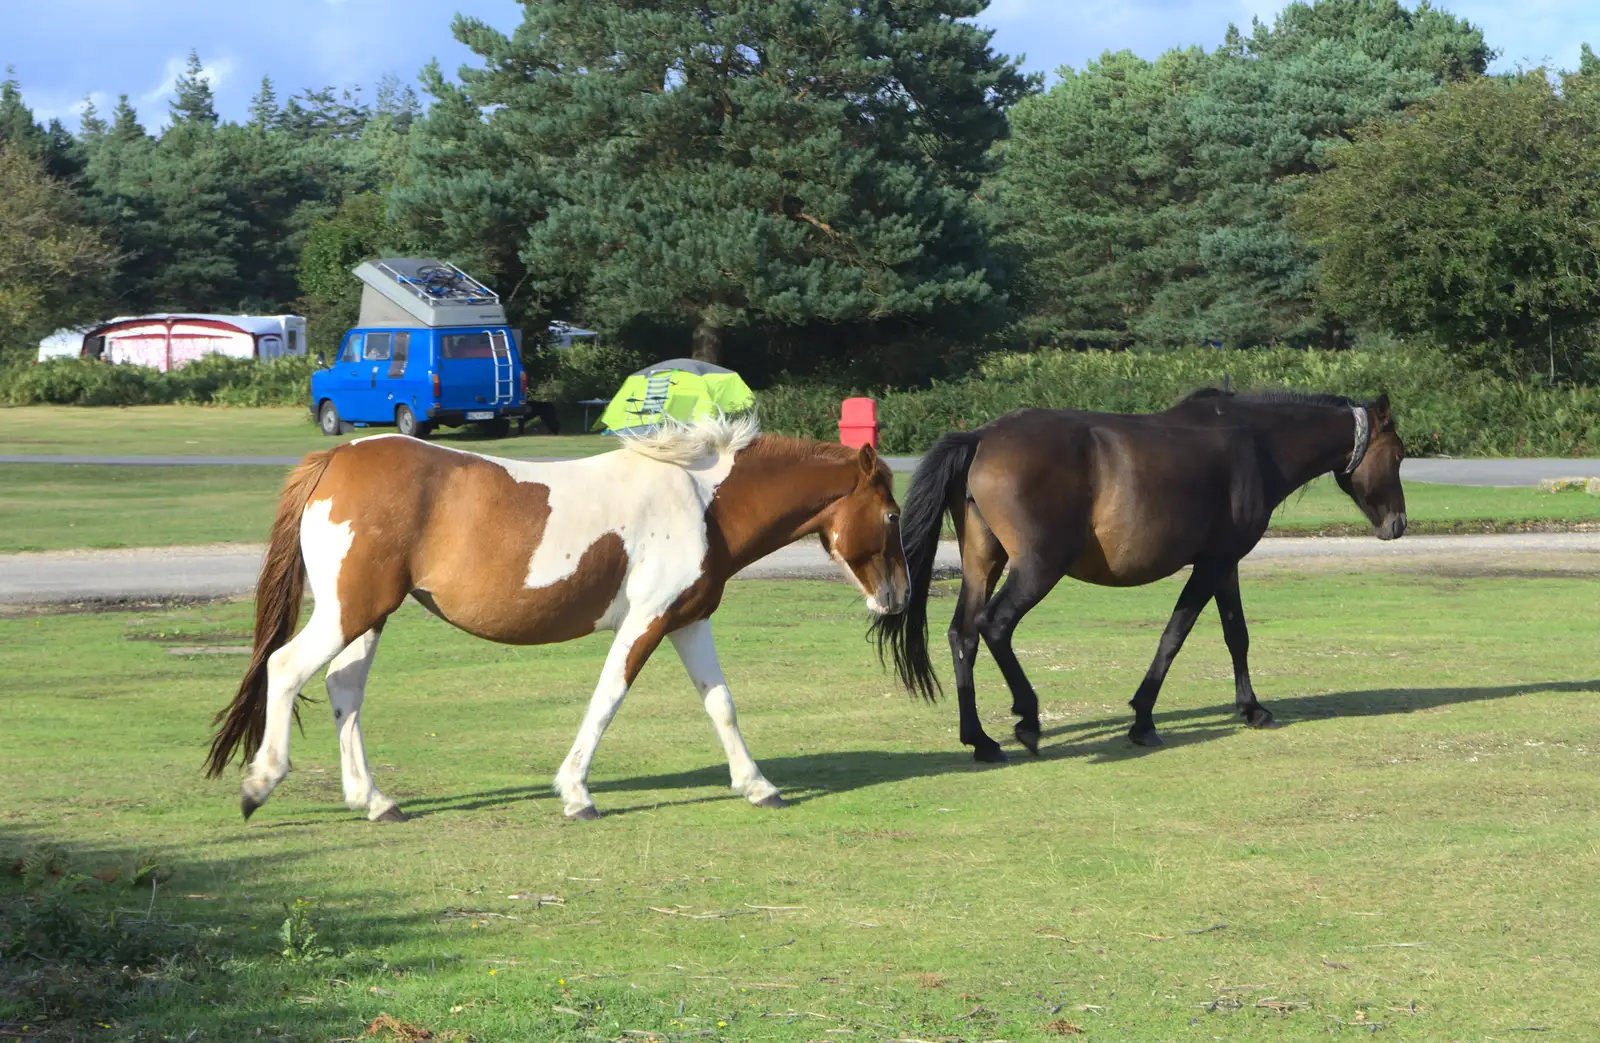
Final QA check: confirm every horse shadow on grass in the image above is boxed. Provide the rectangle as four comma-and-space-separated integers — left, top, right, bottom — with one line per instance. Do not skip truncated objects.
1038, 678, 1600, 750
410, 679, 1600, 817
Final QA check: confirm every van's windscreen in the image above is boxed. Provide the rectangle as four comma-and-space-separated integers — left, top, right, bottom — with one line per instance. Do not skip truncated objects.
441, 333, 493, 359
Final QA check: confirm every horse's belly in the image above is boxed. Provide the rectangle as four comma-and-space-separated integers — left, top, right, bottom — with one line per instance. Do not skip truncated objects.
1067, 540, 1189, 587
1070, 506, 1199, 587
412, 531, 630, 646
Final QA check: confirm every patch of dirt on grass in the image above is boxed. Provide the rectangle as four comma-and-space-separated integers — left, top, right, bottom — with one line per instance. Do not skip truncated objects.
0, 594, 241, 620
363, 1012, 459, 1041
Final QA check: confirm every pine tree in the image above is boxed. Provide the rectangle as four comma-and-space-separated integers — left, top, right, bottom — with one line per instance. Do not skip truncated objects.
248, 75, 279, 131
374, 73, 421, 132
170, 49, 218, 127
0, 71, 46, 155
404, 0, 1033, 371
110, 95, 146, 142
79, 97, 107, 137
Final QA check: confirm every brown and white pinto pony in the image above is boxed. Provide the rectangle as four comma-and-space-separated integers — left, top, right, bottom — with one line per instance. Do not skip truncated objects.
205, 416, 907, 822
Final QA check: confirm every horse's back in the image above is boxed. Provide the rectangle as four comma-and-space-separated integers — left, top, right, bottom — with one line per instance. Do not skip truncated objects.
965, 407, 1241, 585
301, 436, 713, 645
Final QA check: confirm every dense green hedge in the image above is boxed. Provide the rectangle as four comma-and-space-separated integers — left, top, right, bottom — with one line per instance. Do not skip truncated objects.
0, 355, 318, 407
7, 346, 1600, 458
755, 345, 1600, 457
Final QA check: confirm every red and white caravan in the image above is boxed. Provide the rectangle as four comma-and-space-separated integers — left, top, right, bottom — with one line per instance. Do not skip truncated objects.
40, 314, 308, 371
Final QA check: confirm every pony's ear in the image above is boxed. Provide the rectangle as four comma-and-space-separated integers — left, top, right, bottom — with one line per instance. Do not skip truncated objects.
1373, 393, 1392, 426
856, 442, 878, 475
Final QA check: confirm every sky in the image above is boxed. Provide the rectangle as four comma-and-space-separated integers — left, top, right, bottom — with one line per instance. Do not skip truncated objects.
5, 0, 1599, 131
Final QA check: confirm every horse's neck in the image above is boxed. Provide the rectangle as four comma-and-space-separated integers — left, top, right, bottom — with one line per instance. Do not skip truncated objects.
1258, 406, 1357, 497
709, 444, 856, 573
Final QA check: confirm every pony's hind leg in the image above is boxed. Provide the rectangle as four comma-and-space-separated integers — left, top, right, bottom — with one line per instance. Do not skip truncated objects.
325, 624, 405, 822
1214, 567, 1274, 729
669, 620, 784, 808
949, 508, 1009, 762
976, 556, 1060, 756
240, 606, 347, 818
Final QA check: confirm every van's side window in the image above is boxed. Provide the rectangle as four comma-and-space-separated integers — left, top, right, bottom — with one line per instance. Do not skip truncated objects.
341, 334, 363, 363
442, 332, 494, 358
363, 332, 392, 361
388, 332, 410, 379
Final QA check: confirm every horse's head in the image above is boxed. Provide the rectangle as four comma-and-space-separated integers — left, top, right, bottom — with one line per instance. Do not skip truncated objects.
817, 444, 909, 615
1335, 394, 1407, 540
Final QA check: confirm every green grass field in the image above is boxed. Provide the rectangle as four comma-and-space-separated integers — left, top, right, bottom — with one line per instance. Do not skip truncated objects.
2, 460, 1598, 553
3, 570, 1598, 1041
0, 405, 610, 459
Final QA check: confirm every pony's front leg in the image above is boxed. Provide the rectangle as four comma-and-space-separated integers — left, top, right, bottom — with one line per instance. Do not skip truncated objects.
668, 620, 785, 809
324, 626, 405, 822
1127, 566, 1217, 747
553, 624, 659, 820
1214, 567, 1274, 729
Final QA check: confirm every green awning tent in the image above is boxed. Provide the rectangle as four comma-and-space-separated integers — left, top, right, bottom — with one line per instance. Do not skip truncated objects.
597, 358, 755, 432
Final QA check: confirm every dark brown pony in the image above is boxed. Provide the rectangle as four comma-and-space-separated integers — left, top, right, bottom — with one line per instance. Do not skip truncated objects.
873, 390, 1407, 758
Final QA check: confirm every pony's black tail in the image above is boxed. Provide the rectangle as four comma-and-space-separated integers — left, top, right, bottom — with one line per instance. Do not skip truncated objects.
869, 431, 982, 701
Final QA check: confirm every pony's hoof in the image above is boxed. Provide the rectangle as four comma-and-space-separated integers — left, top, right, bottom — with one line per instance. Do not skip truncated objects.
972, 744, 1009, 764
753, 793, 789, 810
373, 805, 407, 823
566, 805, 601, 821
1128, 726, 1164, 748
1015, 724, 1041, 755
240, 794, 262, 821
1244, 706, 1278, 729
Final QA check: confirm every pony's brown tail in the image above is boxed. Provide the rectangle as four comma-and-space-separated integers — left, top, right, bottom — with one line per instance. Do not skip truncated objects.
205, 450, 337, 778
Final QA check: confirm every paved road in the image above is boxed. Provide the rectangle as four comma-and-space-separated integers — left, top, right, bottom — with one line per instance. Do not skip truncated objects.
5, 533, 1598, 607
5, 452, 1600, 487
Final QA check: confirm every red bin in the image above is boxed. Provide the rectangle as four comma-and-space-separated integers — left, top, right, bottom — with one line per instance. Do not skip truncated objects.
839, 396, 878, 450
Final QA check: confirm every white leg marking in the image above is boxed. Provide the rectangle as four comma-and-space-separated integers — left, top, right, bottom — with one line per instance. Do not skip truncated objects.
668, 620, 780, 806
552, 624, 643, 817
325, 628, 399, 821
242, 608, 346, 810
242, 497, 355, 814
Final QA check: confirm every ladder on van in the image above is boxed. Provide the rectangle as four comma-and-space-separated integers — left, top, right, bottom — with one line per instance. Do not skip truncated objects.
489, 330, 514, 404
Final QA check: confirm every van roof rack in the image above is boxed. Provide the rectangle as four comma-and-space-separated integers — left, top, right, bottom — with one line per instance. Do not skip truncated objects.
353, 258, 509, 329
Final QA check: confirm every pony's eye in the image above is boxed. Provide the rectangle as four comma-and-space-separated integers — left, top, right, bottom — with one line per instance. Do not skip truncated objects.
887, 513, 900, 527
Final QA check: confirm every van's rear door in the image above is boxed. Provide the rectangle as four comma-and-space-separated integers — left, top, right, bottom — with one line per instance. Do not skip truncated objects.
438, 328, 516, 415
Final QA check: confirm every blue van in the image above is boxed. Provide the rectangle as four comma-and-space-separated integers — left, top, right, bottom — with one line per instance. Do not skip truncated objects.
310, 258, 529, 439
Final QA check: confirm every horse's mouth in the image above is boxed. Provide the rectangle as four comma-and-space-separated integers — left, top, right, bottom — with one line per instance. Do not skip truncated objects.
1374, 513, 1407, 540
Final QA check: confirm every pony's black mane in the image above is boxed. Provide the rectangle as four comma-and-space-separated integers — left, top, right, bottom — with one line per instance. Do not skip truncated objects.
1182, 387, 1356, 409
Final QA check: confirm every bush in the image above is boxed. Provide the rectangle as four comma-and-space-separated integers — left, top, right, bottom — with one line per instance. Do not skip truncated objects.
755, 344, 1600, 456
0, 354, 318, 408
532, 341, 649, 403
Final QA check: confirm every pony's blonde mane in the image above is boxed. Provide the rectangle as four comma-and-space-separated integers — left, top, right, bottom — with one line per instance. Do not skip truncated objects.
617, 412, 762, 465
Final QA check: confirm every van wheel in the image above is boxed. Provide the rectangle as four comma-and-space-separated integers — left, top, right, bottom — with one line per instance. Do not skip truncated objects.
396, 405, 430, 439
477, 418, 512, 439
318, 401, 346, 437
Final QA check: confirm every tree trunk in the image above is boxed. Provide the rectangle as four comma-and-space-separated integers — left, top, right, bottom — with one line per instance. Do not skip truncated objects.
691, 314, 724, 365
